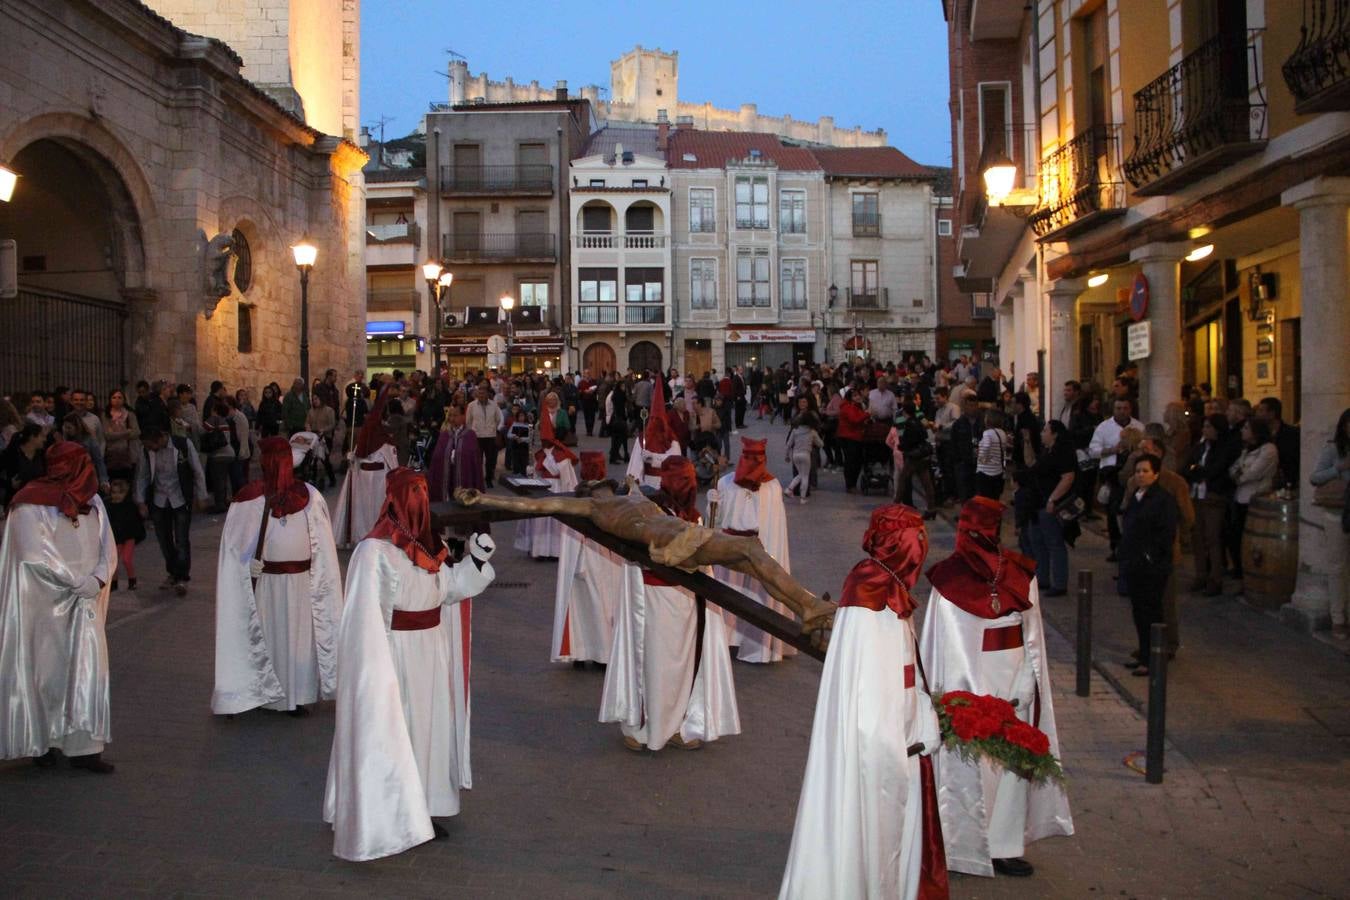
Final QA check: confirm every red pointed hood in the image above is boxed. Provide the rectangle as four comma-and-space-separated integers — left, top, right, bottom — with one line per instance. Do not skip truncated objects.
643, 376, 673, 453
11, 441, 99, 522
353, 386, 394, 458
733, 436, 774, 490
659, 456, 700, 523
580, 451, 607, 482
233, 436, 310, 516
839, 504, 929, 618
366, 468, 449, 573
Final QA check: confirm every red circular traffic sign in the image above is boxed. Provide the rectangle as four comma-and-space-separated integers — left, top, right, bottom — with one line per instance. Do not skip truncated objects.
1130, 273, 1150, 322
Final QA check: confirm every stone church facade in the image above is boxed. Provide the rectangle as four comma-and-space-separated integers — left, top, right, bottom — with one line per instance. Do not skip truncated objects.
0, 0, 366, 395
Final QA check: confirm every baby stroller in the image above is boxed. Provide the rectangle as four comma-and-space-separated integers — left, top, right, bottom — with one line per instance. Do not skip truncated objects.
694, 446, 722, 488
858, 419, 893, 496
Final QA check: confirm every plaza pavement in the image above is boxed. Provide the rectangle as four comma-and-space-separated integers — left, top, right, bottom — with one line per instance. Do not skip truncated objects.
1, 416, 1347, 897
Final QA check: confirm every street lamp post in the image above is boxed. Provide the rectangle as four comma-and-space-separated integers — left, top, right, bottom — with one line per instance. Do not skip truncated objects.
422, 260, 451, 377
291, 237, 317, 388
826, 283, 838, 365
500, 294, 515, 375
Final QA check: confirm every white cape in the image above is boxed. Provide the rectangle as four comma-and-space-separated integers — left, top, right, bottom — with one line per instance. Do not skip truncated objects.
918, 579, 1073, 875
708, 474, 796, 662
211, 486, 343, 714
323, 538, 495, 861
513, 451, 577, 559
332, 444, 398, 548
0, 497, 116, 759
551, 529, 622, 664
599, 558, 740, 750
625, 438, 684, 489
780, 606, 941, 899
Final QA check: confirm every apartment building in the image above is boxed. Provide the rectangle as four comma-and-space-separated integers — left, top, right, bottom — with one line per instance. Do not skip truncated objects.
945, 0, 1350, 633
363, 166, 424, 374
569, 126, 673, 376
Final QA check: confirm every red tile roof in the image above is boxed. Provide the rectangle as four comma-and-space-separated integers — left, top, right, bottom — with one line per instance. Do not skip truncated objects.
665, 130, 822, 171
811, 147, 934, 179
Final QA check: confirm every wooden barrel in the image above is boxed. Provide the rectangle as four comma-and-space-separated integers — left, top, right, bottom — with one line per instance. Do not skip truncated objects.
1241, 494, 1298, 609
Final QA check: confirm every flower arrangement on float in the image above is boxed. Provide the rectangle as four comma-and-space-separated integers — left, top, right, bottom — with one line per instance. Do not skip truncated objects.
933, 690, 1064, 785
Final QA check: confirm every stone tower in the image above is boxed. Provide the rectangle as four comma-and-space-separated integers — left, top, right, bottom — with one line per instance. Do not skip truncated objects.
609, 46, 678, 124
141, 0, 360, 140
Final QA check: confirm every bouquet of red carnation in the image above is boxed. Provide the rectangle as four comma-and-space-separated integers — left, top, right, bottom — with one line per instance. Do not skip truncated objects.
933, 690, 1064, 784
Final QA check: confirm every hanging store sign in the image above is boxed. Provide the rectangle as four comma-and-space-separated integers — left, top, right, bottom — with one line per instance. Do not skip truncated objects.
366, 320, 407, 336
724, 329, 817, 344
1127, 320, 1152, 360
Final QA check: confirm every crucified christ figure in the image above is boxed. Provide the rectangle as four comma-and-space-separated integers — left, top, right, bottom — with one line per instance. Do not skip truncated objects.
454, 480, 836, 635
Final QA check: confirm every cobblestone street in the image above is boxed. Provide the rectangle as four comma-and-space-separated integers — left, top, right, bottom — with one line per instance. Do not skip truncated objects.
2, 419, 1347, 898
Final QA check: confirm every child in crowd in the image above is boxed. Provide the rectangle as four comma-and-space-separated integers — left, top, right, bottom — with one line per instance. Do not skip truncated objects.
105, 477, 145, 591
507, 407, 532, 475
784, 419, 823, 503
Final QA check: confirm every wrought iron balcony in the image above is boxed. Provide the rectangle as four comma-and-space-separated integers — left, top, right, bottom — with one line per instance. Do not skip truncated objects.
1123, 30, 1267, 195
624, 305, 667, 325
438, 164, 554, 195
846, 287, 889, 310
365, 221, 418, 244
366, 289, 419, 312
1029, 125, 1127, 241
852, 214, 882, 237
442, 232, 557, 262
971, 293, 996, 320
577, 305, 619, 325
1283, 0, 1350, 112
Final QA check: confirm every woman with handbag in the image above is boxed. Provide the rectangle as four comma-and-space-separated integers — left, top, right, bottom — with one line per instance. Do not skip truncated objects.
1309, 407, 1350, 639
1118, 454, 1178, 676
1024, 420, 1077, 597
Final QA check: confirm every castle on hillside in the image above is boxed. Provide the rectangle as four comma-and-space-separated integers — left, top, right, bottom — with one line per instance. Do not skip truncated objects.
444, 46, 887, 148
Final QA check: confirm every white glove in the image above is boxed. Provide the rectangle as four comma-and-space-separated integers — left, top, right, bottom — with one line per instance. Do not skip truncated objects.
706, 488, 720, 507
249, 559, 265, 578
469, 532, 495, 563
73, 575, 102, 600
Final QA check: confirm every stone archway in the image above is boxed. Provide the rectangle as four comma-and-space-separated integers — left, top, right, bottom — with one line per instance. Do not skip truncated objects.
628, 340, 663, 374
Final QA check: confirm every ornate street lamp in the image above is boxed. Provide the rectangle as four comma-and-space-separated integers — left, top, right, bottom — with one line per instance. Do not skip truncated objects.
500, 294, 515, 375
0, 164, 18, 203
826, 283, 838, 364
982, 153, 1018, 205
291, 237, 317, 388
422, 260, 451, 375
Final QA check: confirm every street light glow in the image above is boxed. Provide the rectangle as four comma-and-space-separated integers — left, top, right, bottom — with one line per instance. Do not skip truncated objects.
422, 260, 443, 283
291, 238, 317, 269
1088, 273, 1109, 288
500, 294, 515, 311
0, 165, 17, 202
982, 154, 1017, 203
1185, 244, 1214, 262
437, 271, 453, 289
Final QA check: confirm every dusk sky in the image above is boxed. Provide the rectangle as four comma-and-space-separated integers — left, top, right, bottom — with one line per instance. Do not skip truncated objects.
360, 0, 953, 166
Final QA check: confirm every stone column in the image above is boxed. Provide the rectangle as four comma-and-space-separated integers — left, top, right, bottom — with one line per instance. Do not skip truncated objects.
1282, 177, 1350, 630
995, 302, 1015, 369
1128, 242, 1188, 421
1046, 278, 1085, 401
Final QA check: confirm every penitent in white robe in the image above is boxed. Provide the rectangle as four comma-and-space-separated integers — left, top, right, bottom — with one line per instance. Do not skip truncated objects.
513, 451, 577, 559
332, 444, 399, 548
550, 529, 623, 664
919, 579, 1073, 876
211, 486, 343, 714
780, 605, 941, 899
323, 538, 494, 861
600, 551, 740, 751
0, 498, 116, 759
626, 438, 684, 489
708, 474, 795, 662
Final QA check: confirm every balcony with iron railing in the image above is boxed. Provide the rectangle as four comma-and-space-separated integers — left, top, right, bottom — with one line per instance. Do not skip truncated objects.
852, 213, 882, 237
1029, 124, 1128, 241
1123, 30, 1268, 195
365, 221, 419, 244
971, 292, 996, 320
846, 287, 889, 310
573, 232, 669, 250
366, 289, 420, 313
442, 232, 557, 262
439, 164, 554, 195
1283, 0, 1350, 113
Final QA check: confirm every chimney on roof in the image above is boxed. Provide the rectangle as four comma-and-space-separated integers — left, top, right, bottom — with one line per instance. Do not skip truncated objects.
676, 115, 694, 130
555, 79, 568, 101
657, 109, 670, 151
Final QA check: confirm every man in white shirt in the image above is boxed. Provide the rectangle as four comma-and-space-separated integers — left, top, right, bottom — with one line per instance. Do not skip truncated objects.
134, 427, 207, 595
464, 385, 503, 488
1087, 398, 1143, 557
867, 378, 897, 422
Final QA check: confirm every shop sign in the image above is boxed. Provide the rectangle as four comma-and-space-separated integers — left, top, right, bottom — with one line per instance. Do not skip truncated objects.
725, 329, 816, 344
366, 320, 406, 336
1127, 320, 1151, 360
514, 329, 552, 338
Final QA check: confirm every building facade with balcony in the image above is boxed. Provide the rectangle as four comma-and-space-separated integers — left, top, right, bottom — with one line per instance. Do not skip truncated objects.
944, 0, 1350, 634
414, 93, 595, 375
363, 165, 425, 374
665, 128, 830, 376
568, 126, 673, 376
814, 148, 943, 364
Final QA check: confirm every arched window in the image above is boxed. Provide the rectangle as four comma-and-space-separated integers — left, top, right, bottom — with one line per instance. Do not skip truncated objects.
231, 228, 252, 294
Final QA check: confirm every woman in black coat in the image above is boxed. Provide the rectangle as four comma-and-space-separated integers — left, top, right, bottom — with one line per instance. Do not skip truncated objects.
1118, 453, 1178, 675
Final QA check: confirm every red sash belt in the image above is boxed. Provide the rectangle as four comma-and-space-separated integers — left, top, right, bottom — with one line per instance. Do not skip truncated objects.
643, 464, 662, 478
722, 527, 758, 537
261, 559, 311, 574
904, 663, 916, 689
539, 471, 560, 479
642, 570, 673, 587
982, 623, 1024, 652
360, 461, 386, 471
391, 607, 441, 630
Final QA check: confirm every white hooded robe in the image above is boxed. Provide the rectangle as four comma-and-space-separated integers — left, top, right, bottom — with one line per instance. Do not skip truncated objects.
708, 473, 795, 662
332, 443, 398, 548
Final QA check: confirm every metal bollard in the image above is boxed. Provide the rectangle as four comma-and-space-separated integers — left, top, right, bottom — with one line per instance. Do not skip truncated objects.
1075, 570, 1092, 697
1145, 622, 1168, 784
